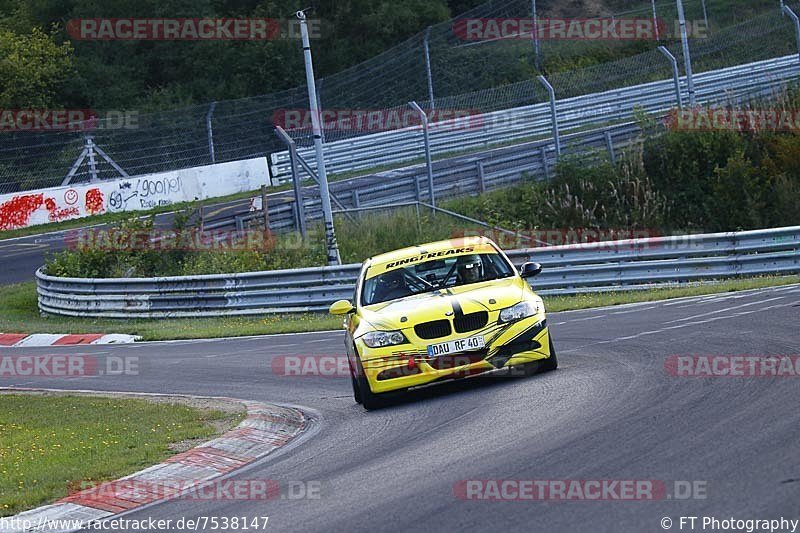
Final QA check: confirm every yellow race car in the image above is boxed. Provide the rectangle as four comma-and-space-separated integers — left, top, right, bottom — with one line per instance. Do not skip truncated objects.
329, 236, 557, 410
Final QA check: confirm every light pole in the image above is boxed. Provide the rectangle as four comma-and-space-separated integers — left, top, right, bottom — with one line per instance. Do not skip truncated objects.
297, 10, 341, 265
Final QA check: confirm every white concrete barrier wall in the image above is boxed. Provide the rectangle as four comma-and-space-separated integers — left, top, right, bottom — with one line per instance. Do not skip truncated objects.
0, 157, 270, 231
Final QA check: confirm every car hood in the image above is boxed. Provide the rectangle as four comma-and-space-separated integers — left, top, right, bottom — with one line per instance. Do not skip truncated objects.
358, 276, 530, 334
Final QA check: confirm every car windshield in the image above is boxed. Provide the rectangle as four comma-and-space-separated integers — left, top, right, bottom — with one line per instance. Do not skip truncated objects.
361, 253, 514, 306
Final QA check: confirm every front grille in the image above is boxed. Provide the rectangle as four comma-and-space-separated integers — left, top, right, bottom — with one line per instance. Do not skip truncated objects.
454, 311, 489, 333
414, 320, 452, 340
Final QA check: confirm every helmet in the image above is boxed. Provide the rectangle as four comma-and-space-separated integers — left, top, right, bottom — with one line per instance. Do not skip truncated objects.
379, 269, 404, 289
456, 255, 483, 284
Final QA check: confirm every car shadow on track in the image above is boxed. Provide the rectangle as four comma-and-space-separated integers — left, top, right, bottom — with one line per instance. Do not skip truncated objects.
363, 367, 559, 411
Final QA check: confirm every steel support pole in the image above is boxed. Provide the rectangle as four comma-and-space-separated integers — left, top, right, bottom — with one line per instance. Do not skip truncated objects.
297, 10, 340, 265
409, 101, 436, 210
658, 46, 684, 109
206, 102, 217, 164
423, 27, 435, 111
783, 5, 800, 61
537, 76, 561, 156
86, 136, 99, 182
676, 0, 696, 106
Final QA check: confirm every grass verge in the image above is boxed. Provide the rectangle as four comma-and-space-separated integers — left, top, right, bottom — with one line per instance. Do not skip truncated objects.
0, 393, 244, 516
0, 276, 797, 342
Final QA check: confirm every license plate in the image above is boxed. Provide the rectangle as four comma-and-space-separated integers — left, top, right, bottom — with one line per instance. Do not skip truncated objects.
427, 335, 485, 357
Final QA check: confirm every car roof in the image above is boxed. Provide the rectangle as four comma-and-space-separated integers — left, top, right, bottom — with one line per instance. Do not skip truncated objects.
364, 236, 499, 277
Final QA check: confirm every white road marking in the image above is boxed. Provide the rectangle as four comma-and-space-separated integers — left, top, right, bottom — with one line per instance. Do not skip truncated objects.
663, 296, 785, 324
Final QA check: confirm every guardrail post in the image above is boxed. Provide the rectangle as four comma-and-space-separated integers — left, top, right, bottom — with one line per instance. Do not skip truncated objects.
423, 27, 435, 110
352, 190, 361, 219
261, 185, 271, 234
206, 101, 217, 164
409, 101, 436, 211
783, 5, 800, 61
274, 126, 307, 240
676, 0, 697, 106
412, 174, 421, 202
537, 75, 561, 156
658, 46, 684, 109
476, 161, 486, 193
540, 146, 549, 179
605, 131, 617, 166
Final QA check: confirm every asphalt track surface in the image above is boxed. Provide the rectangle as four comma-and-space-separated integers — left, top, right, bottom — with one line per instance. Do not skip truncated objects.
2, 284, 799, 532
0, 196, 254, 286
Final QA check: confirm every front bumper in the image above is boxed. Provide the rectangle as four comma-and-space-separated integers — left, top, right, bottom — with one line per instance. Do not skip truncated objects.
358, 315, 552, 394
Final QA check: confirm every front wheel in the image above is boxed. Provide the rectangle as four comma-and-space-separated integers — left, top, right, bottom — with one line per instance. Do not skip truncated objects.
348, 357, 362, 404
523, 337, 558, 376
354, 356, 389, 410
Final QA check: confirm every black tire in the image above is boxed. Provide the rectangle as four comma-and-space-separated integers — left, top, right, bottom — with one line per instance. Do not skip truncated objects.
354, 355, 389, 410
348, 357, 362, 404
522, 337, 559, 376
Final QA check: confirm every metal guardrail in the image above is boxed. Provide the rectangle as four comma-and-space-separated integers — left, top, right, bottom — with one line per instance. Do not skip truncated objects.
207, 121, 643, 234
269, 54, 800, 184
37, 226, 800, 318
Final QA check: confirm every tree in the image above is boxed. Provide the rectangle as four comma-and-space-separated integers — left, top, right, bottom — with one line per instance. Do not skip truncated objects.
0, 27, 74, 108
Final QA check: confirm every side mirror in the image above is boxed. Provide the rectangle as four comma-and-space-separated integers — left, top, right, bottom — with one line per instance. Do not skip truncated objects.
520, 262, 543, 279
329, 300, 355, 315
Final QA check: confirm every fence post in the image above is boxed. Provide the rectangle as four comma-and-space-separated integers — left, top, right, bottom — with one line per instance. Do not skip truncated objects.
206, 102, 217, 164
476, 161, 486, 194
676, 0, 696, 106
605, 131, 616, 166
531, 0, 541, 69
409, 101, 436, 210
783, 5, 800, 61
701, 0, 709, 31
658, 46, 684, 109
537, 75, 561, 156
652, 0, 660, 41
424, 27, 435, 111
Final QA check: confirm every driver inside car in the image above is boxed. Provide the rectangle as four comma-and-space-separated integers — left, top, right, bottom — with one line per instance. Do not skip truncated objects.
456, 255, 484, 285
373, 269, 411, 303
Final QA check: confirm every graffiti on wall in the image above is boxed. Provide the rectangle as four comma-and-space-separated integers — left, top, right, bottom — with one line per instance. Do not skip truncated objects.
0, 194, 45, 231
107, 176, 183, 212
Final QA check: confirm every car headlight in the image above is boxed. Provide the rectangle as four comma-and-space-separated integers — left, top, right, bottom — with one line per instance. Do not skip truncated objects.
362, 331, 407, 348
498, 301, 540, 324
